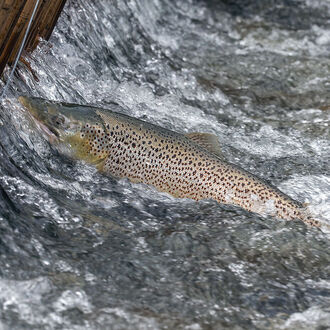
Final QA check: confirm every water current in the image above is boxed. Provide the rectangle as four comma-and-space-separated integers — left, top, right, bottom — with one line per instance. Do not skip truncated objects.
0, 0, 330, 329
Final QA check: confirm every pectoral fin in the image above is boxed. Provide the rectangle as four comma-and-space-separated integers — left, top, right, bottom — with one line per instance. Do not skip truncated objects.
185, 132, 224, 159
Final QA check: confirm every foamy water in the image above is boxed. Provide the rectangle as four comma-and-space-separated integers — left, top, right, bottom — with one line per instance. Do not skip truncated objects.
0, 0, 329, 329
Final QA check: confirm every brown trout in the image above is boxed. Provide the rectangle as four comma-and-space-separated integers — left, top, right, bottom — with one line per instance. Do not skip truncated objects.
19, 96, 321, 227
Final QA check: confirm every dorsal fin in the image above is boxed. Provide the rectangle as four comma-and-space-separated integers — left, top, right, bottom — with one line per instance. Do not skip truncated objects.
185, 132, 224, 159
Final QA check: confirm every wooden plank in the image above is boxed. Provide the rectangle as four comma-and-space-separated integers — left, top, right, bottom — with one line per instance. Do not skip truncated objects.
25, 0, 67, 52
0, 0, 36, 74
0, 1, 27, 59
0, 0, 67, 76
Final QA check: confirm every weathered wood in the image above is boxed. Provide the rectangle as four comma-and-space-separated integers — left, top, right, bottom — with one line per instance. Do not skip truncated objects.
0, 0, 67, 76
24, 0, 67, 52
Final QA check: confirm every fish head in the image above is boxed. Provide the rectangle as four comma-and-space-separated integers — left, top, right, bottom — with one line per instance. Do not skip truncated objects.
19, 96, 101, 139
19, 96, 111, 166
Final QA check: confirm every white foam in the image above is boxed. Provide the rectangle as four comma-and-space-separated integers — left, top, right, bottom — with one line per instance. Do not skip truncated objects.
282, 306, 330, 329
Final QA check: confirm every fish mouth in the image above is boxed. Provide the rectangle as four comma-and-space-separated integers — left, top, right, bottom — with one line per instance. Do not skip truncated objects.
18, 96, 60, 142
31, 114, 60, 143
38, 121, 59, 139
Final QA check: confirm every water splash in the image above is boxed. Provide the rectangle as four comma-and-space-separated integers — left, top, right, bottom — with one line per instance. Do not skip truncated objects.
0, 0, 330, 329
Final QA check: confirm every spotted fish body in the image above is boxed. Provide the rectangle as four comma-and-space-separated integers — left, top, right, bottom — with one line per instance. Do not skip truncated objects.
19, 97, 320, 227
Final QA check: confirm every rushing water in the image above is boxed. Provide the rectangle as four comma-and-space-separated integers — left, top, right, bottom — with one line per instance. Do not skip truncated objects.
0, 0, 330, 329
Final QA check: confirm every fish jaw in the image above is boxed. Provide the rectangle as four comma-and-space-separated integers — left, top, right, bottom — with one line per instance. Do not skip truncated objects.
34, 118, 59, 144
19, 96, 66, 140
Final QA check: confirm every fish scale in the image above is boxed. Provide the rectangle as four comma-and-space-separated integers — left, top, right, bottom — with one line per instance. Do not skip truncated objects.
79, 110, 318, 226
19, 96, 321, 227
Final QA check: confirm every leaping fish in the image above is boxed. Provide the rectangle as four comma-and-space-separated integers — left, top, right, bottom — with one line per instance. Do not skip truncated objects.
19, 96, 321, 227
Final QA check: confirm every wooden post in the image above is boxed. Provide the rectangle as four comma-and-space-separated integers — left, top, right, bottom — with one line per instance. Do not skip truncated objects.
0, 0, 67, 76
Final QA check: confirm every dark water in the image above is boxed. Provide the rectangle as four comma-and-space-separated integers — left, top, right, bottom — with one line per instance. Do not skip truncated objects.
0, 0, 330, 329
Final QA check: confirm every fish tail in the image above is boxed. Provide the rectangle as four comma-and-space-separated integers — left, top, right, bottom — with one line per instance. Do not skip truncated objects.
298, 208, 329, 229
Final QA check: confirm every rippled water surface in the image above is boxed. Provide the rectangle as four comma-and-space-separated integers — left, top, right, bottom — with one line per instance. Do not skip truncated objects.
1, 0, 330, 329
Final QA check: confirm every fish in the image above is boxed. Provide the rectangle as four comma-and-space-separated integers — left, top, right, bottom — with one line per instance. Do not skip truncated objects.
19, 96, 321, 227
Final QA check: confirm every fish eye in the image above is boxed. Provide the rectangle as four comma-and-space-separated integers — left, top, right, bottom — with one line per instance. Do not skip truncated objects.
52, 115, 65, 127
